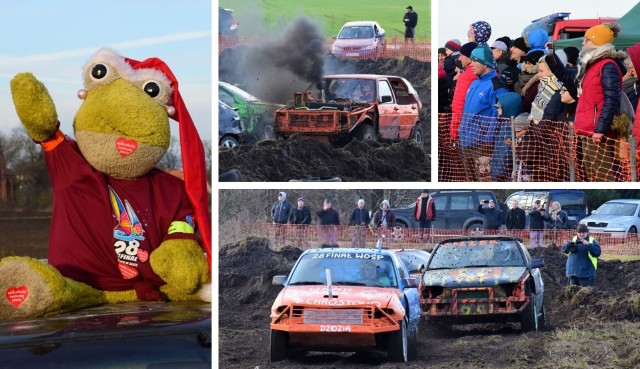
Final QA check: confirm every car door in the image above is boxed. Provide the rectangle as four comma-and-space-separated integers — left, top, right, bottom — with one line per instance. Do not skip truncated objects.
395, 257, 420, 330
431, 194, 448, 230
448, 193, 476, 229
376, 79, 402, 139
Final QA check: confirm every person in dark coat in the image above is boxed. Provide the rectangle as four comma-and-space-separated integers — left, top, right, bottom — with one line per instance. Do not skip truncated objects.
528, 200, 546, 248
403, 5, 418, 45
349, 199, 371, 247
505, 200, 526, 238
289, 197, 312, 248
415, 190, 436, 241
373, 200, 396, 248
271, 191, 292, 246
316, 198, 340, 247
562, 224, 601, 287
477, 199, 502, 233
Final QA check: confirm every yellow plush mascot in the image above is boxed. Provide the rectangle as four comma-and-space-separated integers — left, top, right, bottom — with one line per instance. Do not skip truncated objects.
0, 48, 211, 319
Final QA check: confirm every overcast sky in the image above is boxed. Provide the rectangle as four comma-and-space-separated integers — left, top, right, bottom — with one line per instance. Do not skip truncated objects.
438, 0, 639, 48
0, 0, 211, 141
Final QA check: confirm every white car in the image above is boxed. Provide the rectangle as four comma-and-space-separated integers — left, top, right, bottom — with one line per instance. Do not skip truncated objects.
331, 21, 386, 59
579, 199, 640, 238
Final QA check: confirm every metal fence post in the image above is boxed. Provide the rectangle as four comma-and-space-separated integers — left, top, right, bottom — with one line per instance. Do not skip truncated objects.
510, 117, 518, 181
568, 121, 575, 182
631, 135, 637, 182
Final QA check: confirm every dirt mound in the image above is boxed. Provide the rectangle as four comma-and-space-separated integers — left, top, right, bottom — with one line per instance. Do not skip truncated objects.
218, 47, 431, 182
219, 135, 430, 181
530, 246, 640, 326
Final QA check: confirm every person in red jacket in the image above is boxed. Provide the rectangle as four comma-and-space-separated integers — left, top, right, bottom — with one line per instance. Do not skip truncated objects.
450, 42, 478, 142
546, 22, 627, 181
415, 190, 436, 242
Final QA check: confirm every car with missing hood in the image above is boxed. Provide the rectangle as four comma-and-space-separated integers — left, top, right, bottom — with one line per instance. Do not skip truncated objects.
420, 236, 546, 332
331, 21, 386, 59
270, 247, 421, 362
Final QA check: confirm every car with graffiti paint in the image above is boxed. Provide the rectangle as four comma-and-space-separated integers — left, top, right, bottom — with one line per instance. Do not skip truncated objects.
274, 74, 423, 144
269, 247, 421, 362
419, 236, 546, 332
390, 249, 431, 278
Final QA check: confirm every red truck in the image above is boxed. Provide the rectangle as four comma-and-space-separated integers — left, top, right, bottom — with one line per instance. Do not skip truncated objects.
274, 74, 423, 144
523, 12, 616, 42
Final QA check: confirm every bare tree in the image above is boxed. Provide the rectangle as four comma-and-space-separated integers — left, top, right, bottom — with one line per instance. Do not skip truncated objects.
157, 136, 181, 170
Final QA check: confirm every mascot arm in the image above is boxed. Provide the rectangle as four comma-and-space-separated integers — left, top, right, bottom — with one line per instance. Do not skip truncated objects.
10, 73, 59, 142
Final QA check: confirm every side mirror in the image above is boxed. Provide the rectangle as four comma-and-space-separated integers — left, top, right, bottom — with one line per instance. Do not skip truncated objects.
403, 277, 419, 289
376, 33, 385, 38
530, 258, 544, 269
417, 263, 425, 274
381, 95, 393, 103
331, 35, 337, 40
272, 275, 287, 286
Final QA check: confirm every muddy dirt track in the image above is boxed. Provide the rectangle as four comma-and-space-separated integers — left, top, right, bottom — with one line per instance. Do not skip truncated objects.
218, 47, 430, 182
219, 238, 640, 369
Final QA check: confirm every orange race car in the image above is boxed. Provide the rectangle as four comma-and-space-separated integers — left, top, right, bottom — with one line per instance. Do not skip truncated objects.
269, 247, 421, 362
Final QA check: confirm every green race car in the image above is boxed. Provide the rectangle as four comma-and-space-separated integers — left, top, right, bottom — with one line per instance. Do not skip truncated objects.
218, 81, 284, 142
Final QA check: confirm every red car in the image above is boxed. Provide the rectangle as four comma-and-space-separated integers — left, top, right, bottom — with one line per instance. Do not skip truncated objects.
331, 21, 386, 59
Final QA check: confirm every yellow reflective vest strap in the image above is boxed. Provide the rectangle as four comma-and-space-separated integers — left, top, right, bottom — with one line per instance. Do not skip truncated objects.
168, 221, 195, 235
571, 235, 598, 270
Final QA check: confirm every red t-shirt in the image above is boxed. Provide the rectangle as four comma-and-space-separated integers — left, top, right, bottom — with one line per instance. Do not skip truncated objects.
43, 132, 198, 291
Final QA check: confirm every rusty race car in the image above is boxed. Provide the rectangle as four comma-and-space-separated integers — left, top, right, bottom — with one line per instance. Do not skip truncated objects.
419, 236, 546, 332
270, 247, 421, 362
273, 74, 423, 144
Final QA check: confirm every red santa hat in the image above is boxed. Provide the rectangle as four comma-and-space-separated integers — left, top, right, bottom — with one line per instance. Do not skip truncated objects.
123, 56, 212, 275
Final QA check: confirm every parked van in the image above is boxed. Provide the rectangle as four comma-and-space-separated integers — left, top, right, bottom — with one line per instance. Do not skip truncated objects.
504, 190, 587, 229
391, 190, 499, 232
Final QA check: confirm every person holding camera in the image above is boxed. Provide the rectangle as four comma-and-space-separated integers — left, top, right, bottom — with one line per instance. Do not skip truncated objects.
562, 224, 601, 287
477, 199, 502, 234
528, 200, 546, 248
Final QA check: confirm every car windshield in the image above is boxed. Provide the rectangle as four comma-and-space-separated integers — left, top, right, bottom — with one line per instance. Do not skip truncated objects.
595, 202, 638, 216
552, 192, 585, 211
338, 26, 374, 39
288, 252, 397, 288
220, 83, 261, 102
428, 240, 525, 269
325, 78, 375, 101
396, 251, 430, 272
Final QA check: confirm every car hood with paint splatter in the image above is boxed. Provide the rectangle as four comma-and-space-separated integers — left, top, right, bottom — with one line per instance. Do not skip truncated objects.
273, 285, 400, 311
422, 266, 528, 288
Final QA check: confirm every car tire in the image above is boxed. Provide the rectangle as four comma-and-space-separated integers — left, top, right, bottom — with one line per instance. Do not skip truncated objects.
628, 226, 637, 239
356, 124, 376, 141
270, 329, 288, 362
219, 135, 239, 148
412, 124, 424, 145
467, 222, 485, 236
388, 319, 409, 362
520, 292, 539, 332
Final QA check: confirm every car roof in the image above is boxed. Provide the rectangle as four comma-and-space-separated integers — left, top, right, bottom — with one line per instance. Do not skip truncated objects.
323, 74, 404, 80
341, 21, 379, 27
303, 247, 395, 257
603, 199, 640, 204
437, 235, 523, 244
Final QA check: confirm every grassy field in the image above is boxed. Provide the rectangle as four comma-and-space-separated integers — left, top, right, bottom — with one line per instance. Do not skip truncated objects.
219, 0, 431, 39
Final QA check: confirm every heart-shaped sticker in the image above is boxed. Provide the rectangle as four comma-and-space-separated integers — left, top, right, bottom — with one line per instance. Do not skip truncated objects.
118, 263, 139, 279
137, 249, 149, 263
115, 138, 138, 157
6, 286, 28, 308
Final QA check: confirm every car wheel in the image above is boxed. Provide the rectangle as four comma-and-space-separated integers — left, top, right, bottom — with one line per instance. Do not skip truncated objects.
467, 222, 485, 236
520, 292, 538, 332
628, 226, 637, 239
219, 135, 239, 148
270, 329, 288, 362
356, 124, 376, 141
388, 319, 408, 362
412, 124, 424, 145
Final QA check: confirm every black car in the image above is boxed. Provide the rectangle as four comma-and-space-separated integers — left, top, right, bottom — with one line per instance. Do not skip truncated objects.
392, 190, 500, 232
219, 7, 238, 35
218, 100, 243, 148
0, 302, 211, 368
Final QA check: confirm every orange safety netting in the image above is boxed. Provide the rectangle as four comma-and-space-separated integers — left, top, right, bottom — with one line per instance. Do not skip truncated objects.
218, 35, 430, 62
439, 113, 637, 182
219, 223, 640, 255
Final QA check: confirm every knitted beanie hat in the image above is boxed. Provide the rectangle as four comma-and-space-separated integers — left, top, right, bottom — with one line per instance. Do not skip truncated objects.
445, 39, 462, 52
512, 37, 531, 53
470, 45, 495, 68
585, 24, 614, 46
469, 21, 492, 45
460, 42, 478, 58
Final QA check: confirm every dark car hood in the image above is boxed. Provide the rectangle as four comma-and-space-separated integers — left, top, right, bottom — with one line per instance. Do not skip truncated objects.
423, 267, 527, 287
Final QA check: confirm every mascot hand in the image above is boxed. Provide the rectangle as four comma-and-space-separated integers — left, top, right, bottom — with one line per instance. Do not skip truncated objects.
151, 238, 209, 294
10, 72, 59, 142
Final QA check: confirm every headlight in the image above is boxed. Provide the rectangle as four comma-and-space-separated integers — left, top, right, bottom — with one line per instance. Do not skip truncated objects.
332, 45, 341, 52
579, 220, 587, 225
362, 45, 376, 50
608, 223, 625, 229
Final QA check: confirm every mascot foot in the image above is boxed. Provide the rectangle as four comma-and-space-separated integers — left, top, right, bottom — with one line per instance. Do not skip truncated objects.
0, 257, 105, 319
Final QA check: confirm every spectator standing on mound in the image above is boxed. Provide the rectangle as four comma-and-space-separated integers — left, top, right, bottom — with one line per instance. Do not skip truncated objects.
271, 191, 291, 246
317, 198, 340, 247
288, 197, 312, 248
403, 5, 418, 45
415, 190, 436, 241
349, 199, 371, 248
529, 200, 546, 248
505, 200, 526, 237
373, 200, 396, 248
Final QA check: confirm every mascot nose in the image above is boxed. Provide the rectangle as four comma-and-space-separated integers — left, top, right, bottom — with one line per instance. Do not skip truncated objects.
77, 89, 87, 100
166, 105, 176, 117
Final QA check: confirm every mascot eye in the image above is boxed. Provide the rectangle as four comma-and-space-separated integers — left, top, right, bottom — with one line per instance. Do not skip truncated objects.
142, 81, 161, 98
90, 64, 108, 80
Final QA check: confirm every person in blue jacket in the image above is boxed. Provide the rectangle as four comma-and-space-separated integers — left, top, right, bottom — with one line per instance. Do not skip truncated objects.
562, 224, 601, 287
459, 44, 508, 181
525, 28, 549, 56
490, 92, 523, 181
